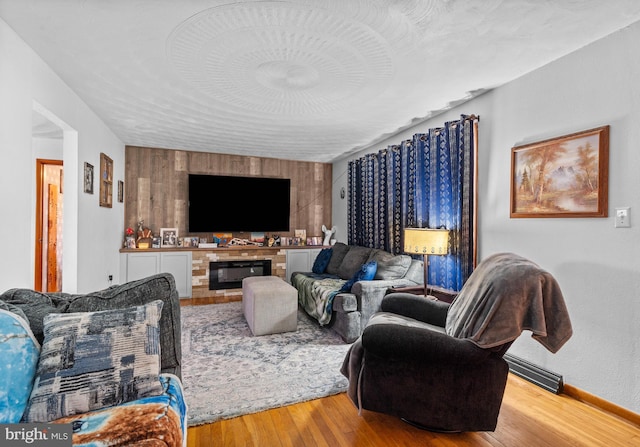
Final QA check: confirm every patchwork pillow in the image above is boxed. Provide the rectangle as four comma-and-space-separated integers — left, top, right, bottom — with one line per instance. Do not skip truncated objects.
0, 309, 40, 423
312, 248, 333, 274
340, 261, 378, 292
22, 300, 165, 423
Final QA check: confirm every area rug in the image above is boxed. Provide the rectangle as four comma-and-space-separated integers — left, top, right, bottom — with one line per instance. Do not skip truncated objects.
180, 302, 352, 426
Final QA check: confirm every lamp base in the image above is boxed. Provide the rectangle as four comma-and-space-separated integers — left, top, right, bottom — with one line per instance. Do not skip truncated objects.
422, 254, 429, 297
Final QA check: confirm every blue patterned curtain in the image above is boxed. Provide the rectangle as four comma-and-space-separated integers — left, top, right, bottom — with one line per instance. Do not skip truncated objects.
347, 115, 477, 291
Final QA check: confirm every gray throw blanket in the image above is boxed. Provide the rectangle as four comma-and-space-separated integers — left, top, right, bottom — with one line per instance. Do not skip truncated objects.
291, 274, 346, 325
445, 253, 573, 353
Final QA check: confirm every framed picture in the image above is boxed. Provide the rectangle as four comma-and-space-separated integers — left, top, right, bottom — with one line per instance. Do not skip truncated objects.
125, 237, 136, 249
294, 229, 307, 245
510, 126, 609, 218
212, 233, 232, 246
117, 180, 124, 203
160, 228, 178, 247
83, 162, 94, 194
99, 153, 113, 208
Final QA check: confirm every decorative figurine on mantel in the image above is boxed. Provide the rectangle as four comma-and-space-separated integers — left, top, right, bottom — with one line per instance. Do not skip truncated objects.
136, 219, 153, 249
322, 225, 336, 246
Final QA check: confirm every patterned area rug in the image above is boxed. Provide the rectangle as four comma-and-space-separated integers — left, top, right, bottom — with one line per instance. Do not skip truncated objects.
180, 302, 352, 426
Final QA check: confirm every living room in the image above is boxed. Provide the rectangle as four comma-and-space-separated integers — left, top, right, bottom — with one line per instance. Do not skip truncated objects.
1, 1, 639, 444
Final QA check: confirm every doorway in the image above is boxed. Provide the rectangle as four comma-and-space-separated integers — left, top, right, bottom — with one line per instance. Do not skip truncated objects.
35, 159, 63, 292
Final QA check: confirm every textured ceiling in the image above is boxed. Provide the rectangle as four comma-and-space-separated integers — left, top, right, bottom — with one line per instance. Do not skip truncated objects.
4, 0, 640, 162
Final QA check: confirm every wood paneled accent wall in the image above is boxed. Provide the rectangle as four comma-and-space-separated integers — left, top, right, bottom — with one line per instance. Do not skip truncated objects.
124, 146, 332, 240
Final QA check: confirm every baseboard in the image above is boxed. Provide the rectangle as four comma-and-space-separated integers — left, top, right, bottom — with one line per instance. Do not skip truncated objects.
562, 383, 640, 427
504, 354, 564, 394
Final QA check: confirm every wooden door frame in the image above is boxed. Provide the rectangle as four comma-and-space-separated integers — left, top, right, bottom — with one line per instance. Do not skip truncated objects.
35, 158, 63, 290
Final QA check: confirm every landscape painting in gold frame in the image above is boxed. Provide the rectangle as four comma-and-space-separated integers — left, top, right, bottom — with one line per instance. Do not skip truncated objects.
510, 126, 609, 218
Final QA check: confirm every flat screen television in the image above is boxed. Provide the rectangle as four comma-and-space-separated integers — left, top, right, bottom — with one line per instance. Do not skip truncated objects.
188, 174, 291, 233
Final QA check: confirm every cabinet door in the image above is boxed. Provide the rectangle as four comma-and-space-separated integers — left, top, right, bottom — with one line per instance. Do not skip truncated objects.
308, 248, 322, 266
285, 250, 312, 283
160, 252, 192, 298
125, 252, 160, 282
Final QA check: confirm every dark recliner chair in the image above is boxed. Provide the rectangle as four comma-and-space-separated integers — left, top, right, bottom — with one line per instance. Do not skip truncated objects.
341, 253, 573, 432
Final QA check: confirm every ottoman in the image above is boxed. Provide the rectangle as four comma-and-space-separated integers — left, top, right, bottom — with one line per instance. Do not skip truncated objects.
242, 276, 298, 336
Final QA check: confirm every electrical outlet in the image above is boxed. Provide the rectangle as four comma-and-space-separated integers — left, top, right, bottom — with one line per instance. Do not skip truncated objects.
615, 207, 630, 228
108, 274, 113, 281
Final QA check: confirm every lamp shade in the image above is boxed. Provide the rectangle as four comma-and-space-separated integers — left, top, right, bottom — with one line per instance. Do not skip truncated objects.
404, 228, 449, 255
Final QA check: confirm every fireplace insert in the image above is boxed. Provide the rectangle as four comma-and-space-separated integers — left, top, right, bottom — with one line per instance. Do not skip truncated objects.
209, 260, 272, 290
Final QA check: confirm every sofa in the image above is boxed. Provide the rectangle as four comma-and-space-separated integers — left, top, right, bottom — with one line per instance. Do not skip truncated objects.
291, 242, 423, 343
0, 273, 187, 446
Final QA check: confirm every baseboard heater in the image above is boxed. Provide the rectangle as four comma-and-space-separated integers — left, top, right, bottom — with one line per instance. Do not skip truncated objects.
504, 354, 564, 394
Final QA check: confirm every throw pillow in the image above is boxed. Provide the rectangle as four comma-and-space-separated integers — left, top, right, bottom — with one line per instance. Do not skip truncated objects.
368, 251, 412, 280
22, 300, 165, 423
378, 255, 411, 279
312, 248, 333, 274
325, 242, 350, 275
0, 309, 40, 423
340, 261, 378, 292
337, 246, 373, 279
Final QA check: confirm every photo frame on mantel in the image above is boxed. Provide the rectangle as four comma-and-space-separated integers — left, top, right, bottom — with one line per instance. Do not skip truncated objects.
510, 125, 609, 218
160, 228, 178, 247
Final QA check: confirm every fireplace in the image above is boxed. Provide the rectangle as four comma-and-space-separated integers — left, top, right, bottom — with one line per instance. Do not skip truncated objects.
209, 260, 272, 290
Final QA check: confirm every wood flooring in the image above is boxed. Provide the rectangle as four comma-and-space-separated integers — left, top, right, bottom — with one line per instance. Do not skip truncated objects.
186, 374, 640, 446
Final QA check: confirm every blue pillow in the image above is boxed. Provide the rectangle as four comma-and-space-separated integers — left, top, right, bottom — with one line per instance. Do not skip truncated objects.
340, 261, 377, 292
312, 248, 333, 274
0, 309, 40, 423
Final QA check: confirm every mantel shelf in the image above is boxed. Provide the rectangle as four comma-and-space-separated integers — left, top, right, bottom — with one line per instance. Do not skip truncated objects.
119, 245, 330, 253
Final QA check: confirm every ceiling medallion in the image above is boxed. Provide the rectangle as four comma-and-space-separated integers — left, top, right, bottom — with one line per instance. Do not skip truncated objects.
166, 1, 393, 116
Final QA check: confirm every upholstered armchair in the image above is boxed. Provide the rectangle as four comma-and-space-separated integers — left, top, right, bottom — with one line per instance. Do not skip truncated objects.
341, 253, 573, 432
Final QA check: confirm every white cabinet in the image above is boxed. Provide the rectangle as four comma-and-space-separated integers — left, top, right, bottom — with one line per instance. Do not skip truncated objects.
160, 252, 192, 298
285, 248, 322, 283
122, 252, 160, 280
120, 251, 192, 298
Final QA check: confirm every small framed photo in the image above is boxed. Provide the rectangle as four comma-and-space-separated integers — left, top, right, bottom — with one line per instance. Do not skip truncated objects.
152, 237, 161, 249
83, 162, 94, 194
160, 228, 178, 247
117, 180, 124, 203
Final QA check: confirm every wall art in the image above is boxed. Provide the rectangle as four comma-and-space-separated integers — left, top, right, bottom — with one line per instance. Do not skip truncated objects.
83, 162, 94, 194
511, 126, 609, 218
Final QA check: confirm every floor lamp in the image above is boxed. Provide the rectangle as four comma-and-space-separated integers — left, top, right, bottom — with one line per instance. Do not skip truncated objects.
403, 228, 450, 297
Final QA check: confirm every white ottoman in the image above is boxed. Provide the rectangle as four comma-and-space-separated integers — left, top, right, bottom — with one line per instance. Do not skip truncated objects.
242, 276, 298, 336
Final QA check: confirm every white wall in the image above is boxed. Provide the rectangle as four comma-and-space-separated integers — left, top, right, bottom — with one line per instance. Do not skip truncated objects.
0, 18, 125, 293
333, 22, 640, 413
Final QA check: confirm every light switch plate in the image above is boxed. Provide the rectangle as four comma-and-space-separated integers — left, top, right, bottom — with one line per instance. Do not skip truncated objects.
615, 207, 630, 228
